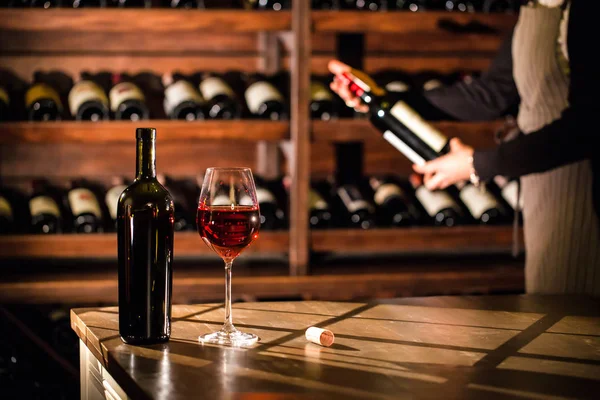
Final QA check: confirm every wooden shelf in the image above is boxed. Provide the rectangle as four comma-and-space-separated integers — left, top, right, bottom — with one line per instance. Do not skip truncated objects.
0, 120, 289, 144
312, 11, 518, 34
312, 119, 503, 148
0, 231, 288, 259
311, 226, 522, 254
0, 9, 291, 33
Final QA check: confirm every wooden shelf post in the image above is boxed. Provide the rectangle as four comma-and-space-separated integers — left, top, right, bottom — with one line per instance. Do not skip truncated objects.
288, 0, 311, 276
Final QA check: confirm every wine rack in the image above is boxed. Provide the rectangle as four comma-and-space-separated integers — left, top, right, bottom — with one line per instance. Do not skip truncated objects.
0, 5, 524, 303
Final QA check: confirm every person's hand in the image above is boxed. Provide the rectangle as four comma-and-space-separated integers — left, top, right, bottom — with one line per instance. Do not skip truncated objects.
412, 138, 475, 190
328, 59, 369, 113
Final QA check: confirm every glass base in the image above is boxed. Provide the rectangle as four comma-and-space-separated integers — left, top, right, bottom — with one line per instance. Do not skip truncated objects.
199, 327, 259, 347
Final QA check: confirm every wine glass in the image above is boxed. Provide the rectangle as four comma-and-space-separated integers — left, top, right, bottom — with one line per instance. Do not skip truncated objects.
196, 167, 261, 346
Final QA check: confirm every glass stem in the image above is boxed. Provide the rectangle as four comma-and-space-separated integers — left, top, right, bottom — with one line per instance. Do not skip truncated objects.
223, 261, 234, 332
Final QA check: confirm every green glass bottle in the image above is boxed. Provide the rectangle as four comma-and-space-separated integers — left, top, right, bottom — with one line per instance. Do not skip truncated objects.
117, 128, 174, 345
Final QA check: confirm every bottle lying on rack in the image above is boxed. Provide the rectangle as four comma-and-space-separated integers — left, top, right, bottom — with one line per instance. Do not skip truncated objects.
28, 180, 63, 234
109, 73, 150, 121
162, 72, 205, 121
243, 72, 288, 120
66, 179, 105, 233
197, 71, 242, 120
251, 176, 286, 230
343, 0, 388, 11
26, 72, 64, 121
165, 0, 198, 8
105, 177, 129, 232
282, 176, 334, 229
157, 174, 194, 231
409, 175, 463, 227
69, 0, 107, 7
336, 183, 376, 229
68, 72, 110, 121
310, 76, 337, 121
312, 0, 340, 9
30, 0, 58, 7
457, 181, 509, 225
369, 175, 421, 227
110, 0, 152, 7
0, 189, 15, 235
244, 0, 290, 10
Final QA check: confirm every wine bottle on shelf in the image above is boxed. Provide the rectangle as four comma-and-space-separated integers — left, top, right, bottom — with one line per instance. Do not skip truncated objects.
162, 72, 205, 121
481, 0, 519, 13
336, 183, 376, 229
0, 68, 27, 122
283, 176, 333, 229
312, 0, 340, 9
392, 0, 426, 11
373, 69, 413, 97
457, 182, 508, 225
69, 0, 106, 7
28, 180, 63, 234
343, 0, 387, 11
66, 179, 104, 234
369, 175, 421, 227
242, 72, 288, 120
165, 0, 198, 8
0, 189, 15, 235
444, 0, 475, 12
310, 76, 336, 121
109, 73, 150, 121
336, 71, 451, 166
493, 175, 524, 216
157, 174, 194, 231
117, 127, 174, 345
25, 72, 64, 122
197, 72, 242, 120
68, 72, 110, 121
409, 175, 462, 227
104, 177, 128, 232
1, 0, 31, 7
110, 0, 151, 7
30, 0, 59, 7
245, 0, 290, 10
252, 176, 286, 230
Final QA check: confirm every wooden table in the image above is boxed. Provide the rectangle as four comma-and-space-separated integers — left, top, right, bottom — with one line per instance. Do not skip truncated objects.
71, 295, 600, 400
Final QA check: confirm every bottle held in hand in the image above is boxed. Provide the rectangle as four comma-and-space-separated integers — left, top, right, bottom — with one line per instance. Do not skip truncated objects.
117, 128, 174, 345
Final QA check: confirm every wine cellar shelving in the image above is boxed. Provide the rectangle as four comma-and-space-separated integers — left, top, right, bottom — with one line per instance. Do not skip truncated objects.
0, 5, 525, 303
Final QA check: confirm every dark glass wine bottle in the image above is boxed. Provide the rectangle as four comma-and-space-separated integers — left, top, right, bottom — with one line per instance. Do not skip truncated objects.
344, 0, 387, 11
30, 0, 58, 7
392, 0, 426, 11
493, 175, 523, 212
109, 73, 150, 121
117, 128, 174, 345
0, 190, 15, 235
482, 0, 519, 13
336, 183, 376, 229
166, 0, 198, 8
25, 72, 63, 122
457, 182, 508, 225
197, 72, 242, 120
68, 72, 109, 121
243, 72, 287, 120
112, 0, 151, 7
252, 176, 285, 230
369, 175, 419, 227
310, 76, 336, 121
246, 0, 290, 10
29, 180, 63, 234
162, 72, 205, 121
308, 182, 334, 229
69, 0, 105, 7
444, 0, 475, 12
409, 175, 462, 227
67, 179, 104, 234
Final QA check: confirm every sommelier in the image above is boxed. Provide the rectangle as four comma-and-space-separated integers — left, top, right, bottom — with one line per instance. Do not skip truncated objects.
329, 0, 599, 296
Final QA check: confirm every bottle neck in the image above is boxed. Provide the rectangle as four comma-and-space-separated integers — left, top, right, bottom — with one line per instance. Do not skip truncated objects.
136, 138, 156, 180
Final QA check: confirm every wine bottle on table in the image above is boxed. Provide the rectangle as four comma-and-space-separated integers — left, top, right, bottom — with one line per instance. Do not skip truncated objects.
369, 175, 421, 227
336, 183, 376, 229
409, 175, 462, 227
162, 72, 205, 121
197, 72, 242, 120
66, 179, 104, 234
109, 73, 150, 121
25, 72, 64, 121
68, 72, 110, 121
310, 76, 336, 121
117, 128, 174, 345
28, 180, 63, 234
457, 181, 508, 225
157, 174, 194, 232
243, 72, 288, 120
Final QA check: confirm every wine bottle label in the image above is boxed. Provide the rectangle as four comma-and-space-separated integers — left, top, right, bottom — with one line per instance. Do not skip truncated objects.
105, 184, 127, 220
337, 186, 374, 214
29, 196, 60, 217
501, 180, 523, 210
390, 101, 448, 153
199, 77, 234, 101
68, 188, 102, 218
383, 130, 426, 166
423, 79, 443, 91
459, 184, 500, 219
310, 81, 333, 102
0, 86, 9, 105
374, 183, 404, 206
68, 80, 108, 117
309, 189, 328, 210
25, 83, 63, 110
385, 81, 410, 93
109, 82, 145, 112
164, 80, 204, 115
0, 196, 13, 220
256, 187, 277, 205
415, 187, 459, 217
245, 81, 283, 114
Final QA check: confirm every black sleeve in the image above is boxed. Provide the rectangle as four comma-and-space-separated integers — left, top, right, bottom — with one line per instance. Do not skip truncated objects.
473, 0, 597, 180
423, 28, 520, 121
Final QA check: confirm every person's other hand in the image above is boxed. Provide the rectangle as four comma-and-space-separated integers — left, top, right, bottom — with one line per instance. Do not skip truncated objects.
412, 138, 475, 190
328, 59, 369, 113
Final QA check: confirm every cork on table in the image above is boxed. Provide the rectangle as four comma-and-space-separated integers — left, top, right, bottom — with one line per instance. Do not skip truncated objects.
70, 295, 600, 400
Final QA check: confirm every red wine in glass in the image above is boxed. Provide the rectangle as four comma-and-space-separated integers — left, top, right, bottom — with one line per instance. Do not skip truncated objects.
197, 205, 260, 261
